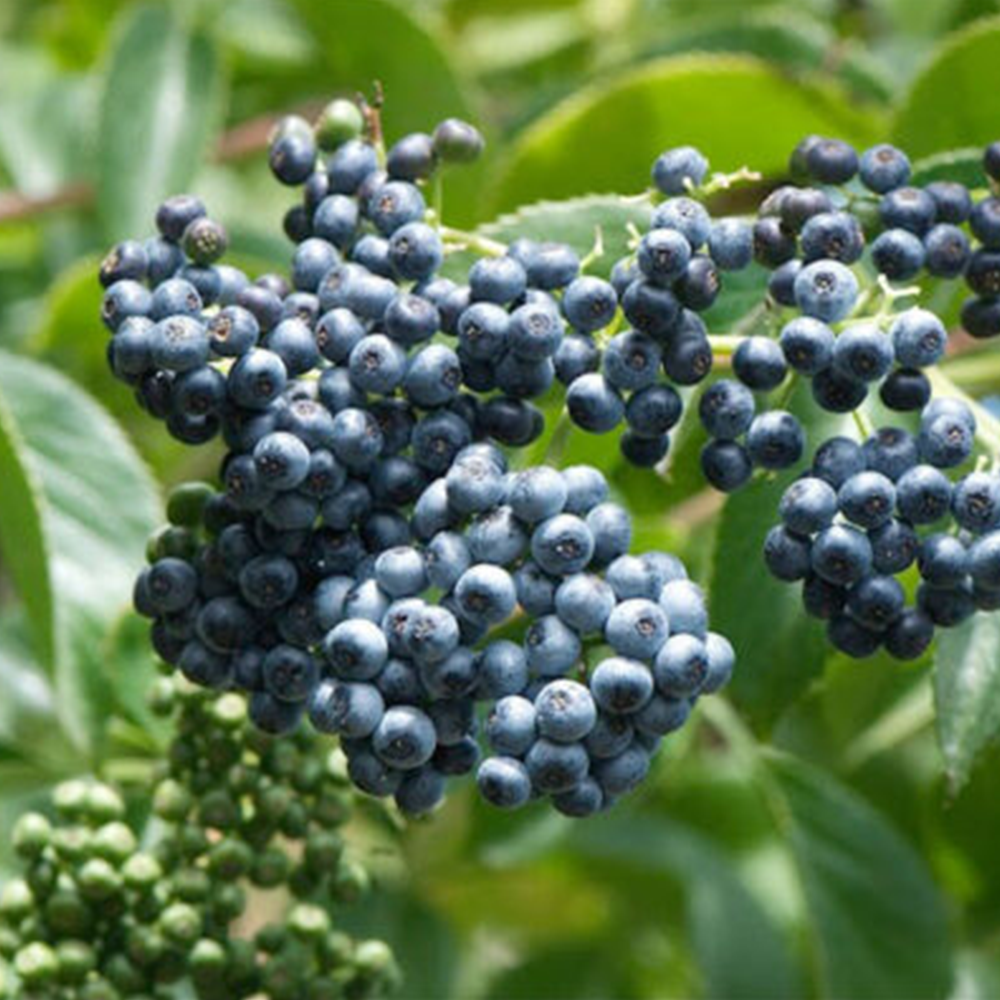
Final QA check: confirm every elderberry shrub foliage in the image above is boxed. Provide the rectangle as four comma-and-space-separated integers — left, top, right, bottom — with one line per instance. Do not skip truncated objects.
0, 680, 398, 1000
11, 3, 1000, 998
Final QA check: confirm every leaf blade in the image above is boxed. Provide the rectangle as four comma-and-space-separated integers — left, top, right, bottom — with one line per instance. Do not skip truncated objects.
766, 752, 954, 1000
0, 351, 160, 755
933, 611, 1000, 793
489, 53, 885, 213
97, 4, 223, 241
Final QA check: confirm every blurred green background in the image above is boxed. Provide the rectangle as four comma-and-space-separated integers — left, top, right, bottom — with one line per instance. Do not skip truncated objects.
2, 0, 1000, 997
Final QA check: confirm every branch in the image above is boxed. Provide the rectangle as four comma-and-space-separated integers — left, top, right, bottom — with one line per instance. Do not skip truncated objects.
0, 100, 326, 226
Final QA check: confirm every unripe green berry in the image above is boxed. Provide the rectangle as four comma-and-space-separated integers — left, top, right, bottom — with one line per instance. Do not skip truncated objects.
332, 860, 369, 903
153, 779, 192, 822
279, 801, 309, 839
177, 824, 210, 858
77, 857, 122, 901
56, 940, 96, 984
91, 821, 138, 865
354, 938, 398, 979
0, 879, 34, 922
312, 788, 351, 828
256, 785, 293, 823
0, 926, 20, 959
255, 923, 288, 954
147, 678, 176, 717
319, 930, 353, 970
104, 952, 147, 993
188, 938, 226, 979
79, 979, 122, 1000
226, 764, 257, 796
25, 859, 58, 900
159, 901, 202, 946
304, 831, 343, 875
166, 481, 214, 528
52, 779, 89, 818
263, 741, 299, 779
172, 866, 211, 903
122, 852, 162, 891
44, 888, 93, 938
315, 99, 365, 151
292, 757, 324, 794
211, 693, 246, 730
432, 117, 485, 164
288, 902, 331, 941
198, 790, 239, 831
146, 525, 197, 563
52, 825, 91, 863
250, 848, 290, 888
126, 925, 167, 968
207, 838, 253, 881
14, 942, 58, 985
84, 783, 125, 824
210, 883, 246, 924
12, 813, 51, 859
324, 749, 350, 784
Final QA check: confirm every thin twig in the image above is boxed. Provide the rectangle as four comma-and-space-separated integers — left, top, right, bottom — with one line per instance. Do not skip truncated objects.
0, 100, 326, 226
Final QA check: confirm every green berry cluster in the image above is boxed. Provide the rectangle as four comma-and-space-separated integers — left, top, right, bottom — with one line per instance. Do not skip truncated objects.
0, 680, 399, 1000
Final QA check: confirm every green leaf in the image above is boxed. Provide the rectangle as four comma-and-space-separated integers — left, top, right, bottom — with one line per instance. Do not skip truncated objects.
0, 379, 52, 670
0, 351, 160, 756
572, 814, 802, 1000
766, 752, 953, 1000
97, 4, 224, 241
637, 12, 893, 103
103, 609, 168, 744
0, 609, 57, 753
489, 54, 885, 213
0, 46, 95, 193
892, 17, 1000, 158
910, 147, 986, 189
933, 611, 1000, 793
709, 385, 852, 732
285, 0, 483, 225
443, 194, 651, 283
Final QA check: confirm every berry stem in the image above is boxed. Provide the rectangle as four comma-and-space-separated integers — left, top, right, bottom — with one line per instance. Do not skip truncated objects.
696, 166, 763, 198
432, 173, 444, 223
438, 226, 507, 257
543, 409, 573, 465
706, 334, 747, 358
579, 227, 605, 273
850, 406, 875, 441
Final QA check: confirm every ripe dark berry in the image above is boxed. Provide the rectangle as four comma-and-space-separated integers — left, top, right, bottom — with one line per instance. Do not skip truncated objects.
700, 440, 753, 492
699, 379, 755, 439
652, 146, 709, 195
805, 138, 858, 184
794, 259, 858, 322
746, 411, 804, 470
733, 336, 787, 391
859, 143, 910, 193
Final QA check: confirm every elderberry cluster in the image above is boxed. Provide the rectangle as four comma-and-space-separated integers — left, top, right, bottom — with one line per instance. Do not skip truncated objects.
0, 680, 397, 1000
135, 458, 733, 818
692, 136, 1000, 491
765, 396, 1000, 659
101, 96, 739, 820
